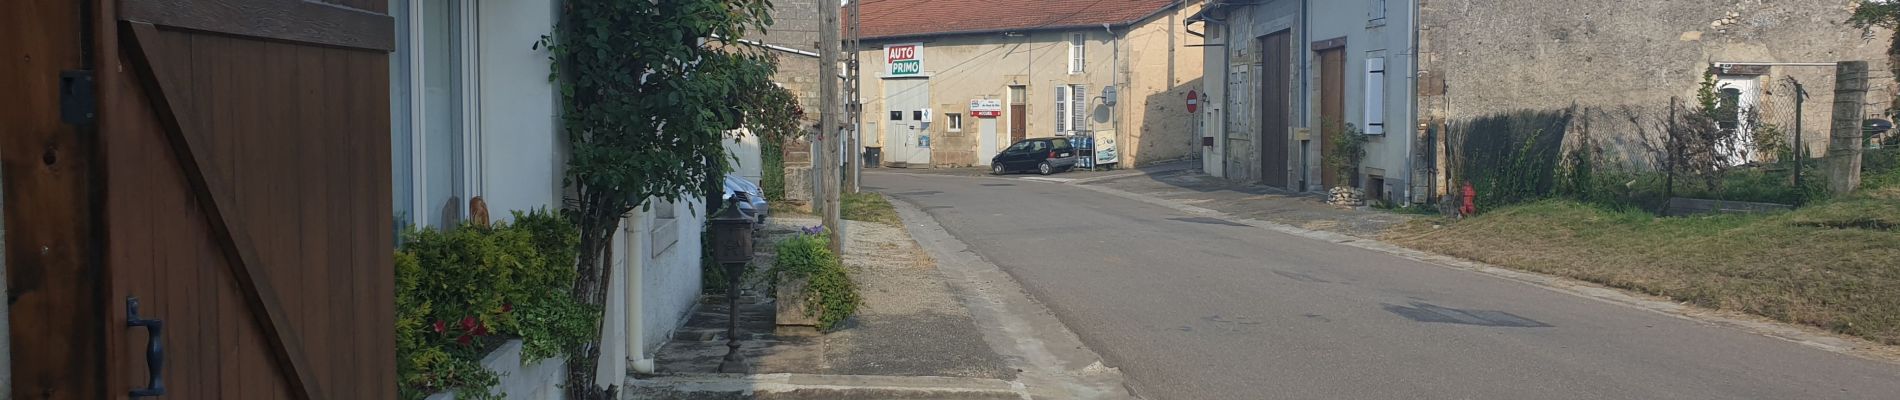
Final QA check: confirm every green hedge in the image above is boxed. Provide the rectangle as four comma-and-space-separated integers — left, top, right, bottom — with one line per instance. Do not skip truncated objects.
396, 209, 596, 400
773, 232, 859, 330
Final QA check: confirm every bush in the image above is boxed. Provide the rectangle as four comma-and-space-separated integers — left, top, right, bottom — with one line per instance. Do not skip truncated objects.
396, 209, 597, 400
1865, 148, 1900, 190
773, 232, 860, 330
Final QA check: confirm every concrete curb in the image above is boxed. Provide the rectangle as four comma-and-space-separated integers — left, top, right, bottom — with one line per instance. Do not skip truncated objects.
1068, 182, 1900, 366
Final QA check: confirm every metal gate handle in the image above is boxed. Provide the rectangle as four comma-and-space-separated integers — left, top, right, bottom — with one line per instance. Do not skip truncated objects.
127, 297, 166, 397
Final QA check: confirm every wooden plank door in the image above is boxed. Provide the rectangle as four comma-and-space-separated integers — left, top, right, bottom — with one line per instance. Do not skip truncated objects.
97, 0, 397, 399
1257, 31, 1292, 188
1319, 47, 1346, 188
1009, 85, 1027, 143
3, 0, 110, 397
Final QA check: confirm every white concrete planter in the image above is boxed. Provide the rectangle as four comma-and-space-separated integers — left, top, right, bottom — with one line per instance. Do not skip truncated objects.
425, 339, 568, 400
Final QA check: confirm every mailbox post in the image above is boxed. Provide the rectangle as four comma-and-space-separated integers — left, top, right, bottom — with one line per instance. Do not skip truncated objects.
709, 198, 755, 373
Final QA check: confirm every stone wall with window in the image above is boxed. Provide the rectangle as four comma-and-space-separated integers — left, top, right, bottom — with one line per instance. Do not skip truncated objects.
1418, 0, 1896, 174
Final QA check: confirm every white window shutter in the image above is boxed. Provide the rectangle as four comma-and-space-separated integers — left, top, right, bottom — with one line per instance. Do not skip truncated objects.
1072, 85, 1088, 132
1055, 87, 1069, 132
1363, 58, 1386, 135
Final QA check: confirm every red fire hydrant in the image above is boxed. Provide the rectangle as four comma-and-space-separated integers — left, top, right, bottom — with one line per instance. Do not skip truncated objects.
1459, 183, 1477, 217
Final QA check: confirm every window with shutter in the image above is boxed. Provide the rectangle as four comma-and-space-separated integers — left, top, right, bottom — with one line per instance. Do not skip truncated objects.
1055, 86, 1069, 132
1071, 84, 1088, 132
1363, 57, 1386, 135
1069, 33, 1086, 74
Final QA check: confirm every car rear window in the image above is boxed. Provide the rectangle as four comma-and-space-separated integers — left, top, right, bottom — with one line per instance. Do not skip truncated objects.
1049, 138, 1072, 149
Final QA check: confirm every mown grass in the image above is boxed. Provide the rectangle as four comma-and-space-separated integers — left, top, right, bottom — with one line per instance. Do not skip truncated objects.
1385, 187, 1900, 345
842, 192, 900, 225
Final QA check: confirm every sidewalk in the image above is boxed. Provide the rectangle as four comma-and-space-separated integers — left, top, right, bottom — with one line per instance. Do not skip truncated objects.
632, 215, 1018, 398
1076, 167, 1415, 238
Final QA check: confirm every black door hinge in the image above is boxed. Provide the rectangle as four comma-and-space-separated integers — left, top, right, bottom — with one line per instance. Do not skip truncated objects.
60, 69, 96, 126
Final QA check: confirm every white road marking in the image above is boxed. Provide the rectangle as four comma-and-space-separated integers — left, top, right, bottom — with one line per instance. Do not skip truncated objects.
1018, 177, 1075, 183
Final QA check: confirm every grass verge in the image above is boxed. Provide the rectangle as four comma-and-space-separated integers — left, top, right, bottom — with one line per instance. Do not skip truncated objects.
842, 192, 900, 225
1384, 187, 1900, 345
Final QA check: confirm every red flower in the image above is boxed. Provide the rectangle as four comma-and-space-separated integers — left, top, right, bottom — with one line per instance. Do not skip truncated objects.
456, 335, 473, 346
460, 316, 478, 332
431, 320, 445, 333
472, 322, 490, 337
502, 304, 513, 313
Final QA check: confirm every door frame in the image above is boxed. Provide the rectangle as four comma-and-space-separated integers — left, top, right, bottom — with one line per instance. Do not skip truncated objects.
3, 0, 108, 397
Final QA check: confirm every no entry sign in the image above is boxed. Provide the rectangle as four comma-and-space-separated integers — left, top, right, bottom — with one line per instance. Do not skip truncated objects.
1186, 90, 1199, 113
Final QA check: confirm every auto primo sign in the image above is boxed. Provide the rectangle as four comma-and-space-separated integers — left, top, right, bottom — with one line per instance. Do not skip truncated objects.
885, 43, 924, 77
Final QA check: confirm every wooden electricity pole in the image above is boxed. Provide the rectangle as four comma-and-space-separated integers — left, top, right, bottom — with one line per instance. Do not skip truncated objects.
1826, 61, 1870, 195
845, 0, 863, 194
819, 0, 844, 254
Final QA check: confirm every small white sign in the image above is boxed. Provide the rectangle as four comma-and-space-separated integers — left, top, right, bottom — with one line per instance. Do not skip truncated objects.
969, 99, 1003, 118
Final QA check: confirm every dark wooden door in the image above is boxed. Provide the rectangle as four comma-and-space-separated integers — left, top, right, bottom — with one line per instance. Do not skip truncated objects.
1319, 47, 1346, 188
1258, 31, 1292, 188
3, 0, 110, 397
1010, 105, 1027, 143
108, 0, 396, 399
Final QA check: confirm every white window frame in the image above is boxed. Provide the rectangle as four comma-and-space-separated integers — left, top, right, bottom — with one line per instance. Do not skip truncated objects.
946, 113, 964, 132
1054, 84, 1088, 135
1068, 33, 1086, 74
398, 0, 484, 227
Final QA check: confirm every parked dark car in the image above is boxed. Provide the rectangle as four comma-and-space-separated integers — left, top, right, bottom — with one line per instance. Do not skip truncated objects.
990, 137, 1078, 175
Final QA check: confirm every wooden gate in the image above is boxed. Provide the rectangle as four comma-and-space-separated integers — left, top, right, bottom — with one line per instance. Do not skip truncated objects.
1257, 31, 1292, 189
6, 0, 396, 398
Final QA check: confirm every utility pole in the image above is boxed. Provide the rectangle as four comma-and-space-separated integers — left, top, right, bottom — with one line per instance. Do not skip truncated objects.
1826, 61, 1869, 195
819, 0, 844, 254
845, 0, 863, 193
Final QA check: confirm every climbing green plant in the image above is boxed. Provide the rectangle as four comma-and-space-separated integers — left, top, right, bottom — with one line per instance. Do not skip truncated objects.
540, 0, 782, 397
1851, 0, 1900, 116
1320, 120, 1368, 188
773, 231, 860, 330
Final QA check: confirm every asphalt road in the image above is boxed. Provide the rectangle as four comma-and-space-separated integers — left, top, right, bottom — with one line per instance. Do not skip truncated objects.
865, 172, 1900, 400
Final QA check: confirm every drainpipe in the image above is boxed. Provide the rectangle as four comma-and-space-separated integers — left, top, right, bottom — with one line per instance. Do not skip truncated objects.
1301, 0, 1311, 191
1404, 0, 1421, 204
626, 219, 656, 373
1219, 14, 1232, 178
1106, 23, 1122, 168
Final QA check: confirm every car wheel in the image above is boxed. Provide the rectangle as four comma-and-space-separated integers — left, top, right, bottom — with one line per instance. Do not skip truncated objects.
992, 163, 1007, 175
1038, 161, 1053, 175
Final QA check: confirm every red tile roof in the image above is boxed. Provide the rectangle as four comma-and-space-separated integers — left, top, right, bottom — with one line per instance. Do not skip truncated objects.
854, 0, 1180, 40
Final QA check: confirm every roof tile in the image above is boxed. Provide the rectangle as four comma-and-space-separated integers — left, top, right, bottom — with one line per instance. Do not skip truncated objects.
854, 0, 1178, 40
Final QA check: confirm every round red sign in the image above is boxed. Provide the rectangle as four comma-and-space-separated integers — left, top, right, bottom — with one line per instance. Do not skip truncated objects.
1186, 90, 1200, 113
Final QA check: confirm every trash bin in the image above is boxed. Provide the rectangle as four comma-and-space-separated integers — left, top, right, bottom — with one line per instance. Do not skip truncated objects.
863, 147, 882, 168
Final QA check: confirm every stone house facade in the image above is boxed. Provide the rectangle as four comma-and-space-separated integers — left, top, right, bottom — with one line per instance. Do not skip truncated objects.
1195, 0, 1894, 204
853, 0, 1206, 168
